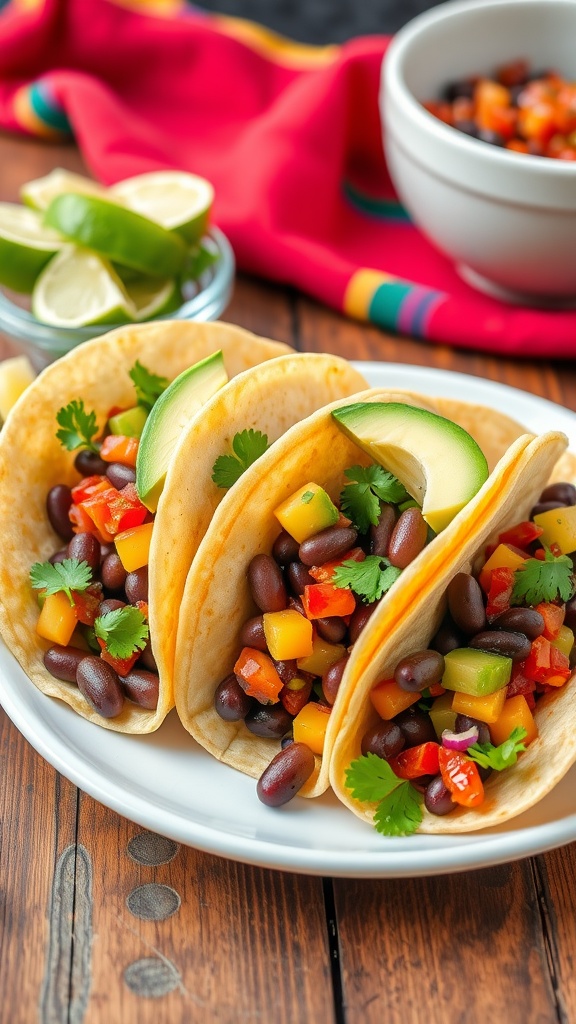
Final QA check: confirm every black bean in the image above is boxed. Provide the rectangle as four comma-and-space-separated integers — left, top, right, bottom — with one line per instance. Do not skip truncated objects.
565, 595, 576, 633
540, 482, 576, 507
447, 573, 486, 635
394, 650, 445, 692
46, 484, 74, 541
76, 656, 124, 717
316, 617, 347, 643
443, 79, 475, 102
395, 708, 437, 748
469, 629, 531, 661
74, 449, 107, 477
106, 462, 136, 489
361, 720, 405, 759
288, 596, 305, 616
100, 542, 115, 563
239, 615, 268, 652
99, 598, 126, 616
388, 507, 428, 569
125, 566, 148, 604
431, 617, 465, 655
67, 532, 101, 575
286, 561, 315, 596
299, 526, 358, 567
322, 655, 349, 705
214, 674, 253, 720
455, 714, 491, 746
272, 530, 300, 564
44, 645, 87, 683
49, 548, 68, 565
121, 669, 159, 710
257, 742, 316, 806
245, 704, 294, 739
348, 600, 379, 645
425, 776, 456, 816
247, 554, 287, 612
101, 552, 128, 592
370, 503, 396, 557
273, 660, 298, 685
490, 607, 545, 640
530, 500, 569, 519
139, 639, 157, 672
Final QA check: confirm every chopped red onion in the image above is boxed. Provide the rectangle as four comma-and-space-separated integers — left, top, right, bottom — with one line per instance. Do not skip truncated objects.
441, 726, 479, 751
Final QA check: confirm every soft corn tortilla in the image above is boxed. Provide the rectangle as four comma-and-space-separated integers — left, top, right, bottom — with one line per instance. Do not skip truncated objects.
0, 319, 291, 733
329, 431, 576, 833
174, 389, 550, 796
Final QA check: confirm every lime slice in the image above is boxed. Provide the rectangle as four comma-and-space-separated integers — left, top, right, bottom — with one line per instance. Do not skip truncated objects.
20, 168, 105, 211
0, 355, 35, 422
32, 245, 135, 328
110, 171, 214, 244
124, 275, 181, 321
0, 203, 62, 292
44, 193, 187, 277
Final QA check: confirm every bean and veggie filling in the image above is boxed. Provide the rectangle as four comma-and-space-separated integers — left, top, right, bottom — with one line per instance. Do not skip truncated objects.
213, 465, 436, 807
346, 481, 576, 836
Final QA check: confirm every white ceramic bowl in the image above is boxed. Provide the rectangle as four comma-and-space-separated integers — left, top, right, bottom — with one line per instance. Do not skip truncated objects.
382, 0, 576, 304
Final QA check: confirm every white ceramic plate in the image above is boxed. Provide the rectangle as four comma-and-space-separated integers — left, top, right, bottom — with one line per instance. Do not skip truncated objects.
2, 361, 576, 878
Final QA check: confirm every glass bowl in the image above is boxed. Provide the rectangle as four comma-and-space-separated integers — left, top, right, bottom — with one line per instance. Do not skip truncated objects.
0, 226, 235, 368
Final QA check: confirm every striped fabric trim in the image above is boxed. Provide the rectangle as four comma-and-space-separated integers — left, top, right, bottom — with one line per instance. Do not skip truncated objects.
107, 0, 186, 16
13, 79, 72, 139
343, 181, 412, 223
344, 269, 447, 339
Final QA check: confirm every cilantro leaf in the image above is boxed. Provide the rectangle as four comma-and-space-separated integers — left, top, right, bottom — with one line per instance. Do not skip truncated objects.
212, 429, 269, 489
512, 547, 575, 606
30, 558, 92, 604
332, 555, 402, 604
340, 465, 410, 534
56, 400, 99, 453
374, 783, 423, 837
129, 360, 169, 412
345, 753, 422, 837
345, 752, 402, 802
94, 606, 149, 660
467, 726, 528, 771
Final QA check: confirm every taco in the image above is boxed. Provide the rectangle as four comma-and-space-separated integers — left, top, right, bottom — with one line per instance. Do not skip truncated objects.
174, 390, 551, 801
329, 432, 576, 834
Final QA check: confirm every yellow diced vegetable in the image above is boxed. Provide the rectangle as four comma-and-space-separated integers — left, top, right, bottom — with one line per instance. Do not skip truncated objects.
370, 678, 419, 720
297, 634, 346, 676
534, 505, 576, 555
37, 591, 78, 646
429, 692, 457, 738
552, 625, 575, 660
479, 543, 527, 592
274, 483, 338, 544
293, 702, 331, 755
489, 695, 538, 747
263, 609, 313, 661
451, 686, 508, 724
115, 521, 154, 572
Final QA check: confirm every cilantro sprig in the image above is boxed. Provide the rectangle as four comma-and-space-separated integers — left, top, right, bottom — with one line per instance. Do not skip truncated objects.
467, 727, 528, 772
94, 606, 149, 660
512, 547, 575, 606
30, 558, 92, 605
345, 752, 422, 837
332, 555, 402, 604
212, 429, 269, 488
129, 361, 169, 412
56, 400, 99, 453
339, 465, 409, 534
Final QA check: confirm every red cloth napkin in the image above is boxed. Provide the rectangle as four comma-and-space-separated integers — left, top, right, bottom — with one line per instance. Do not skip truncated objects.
1, 0, 575, 357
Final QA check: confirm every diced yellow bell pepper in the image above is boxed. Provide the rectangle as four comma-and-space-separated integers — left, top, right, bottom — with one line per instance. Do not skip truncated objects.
370, 678, 419, 720
297, 634, 346, 676
451, 686, 508, 724
263, 609, 313, 661
552, 625, 575, 660
293, 701, 331, 755
479, 543, 527, 592
534, 505, 576, 555
115, 521, 154, 572
37, 591, 78, 646
489, 694, 538, 747
274, 483, 338, 544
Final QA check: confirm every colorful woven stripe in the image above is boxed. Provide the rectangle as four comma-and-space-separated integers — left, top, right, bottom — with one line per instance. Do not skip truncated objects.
13, 78, 71, 138
343, 181, 411, 223
344, 269, 447, 339
109, 0, 186, 16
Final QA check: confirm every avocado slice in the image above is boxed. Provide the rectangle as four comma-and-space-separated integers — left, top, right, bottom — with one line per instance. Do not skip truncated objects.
442, 648, 512, 696
136, 350, 228, 511
332, 402, 489, 533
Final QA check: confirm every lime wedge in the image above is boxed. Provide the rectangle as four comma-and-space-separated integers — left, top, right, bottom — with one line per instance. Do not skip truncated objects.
20, 168, 105, 211
0, 355, 35, 422
32, 245, 135, 328
110, 171, 214, 244
124, 275, 181, 321
0, 203, 62, 292
44, 193, 187, 277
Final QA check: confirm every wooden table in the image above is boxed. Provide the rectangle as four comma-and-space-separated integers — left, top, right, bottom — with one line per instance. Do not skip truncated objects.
2, 134, 576, 1024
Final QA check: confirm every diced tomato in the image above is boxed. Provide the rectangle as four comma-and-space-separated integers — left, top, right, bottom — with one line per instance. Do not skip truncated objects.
388, 742, 440, 780
106, 406, 125, 420
280, 677, 313, 717
506, 662, 536, 708
107, 483, 148, 534
234, 648, 283, 704
97, 639, 139, 676
71, 475, 109, 504
550, 643, 571, 681
524, 635, 552, 681
438, 747, 484, 808
534, 548, 546, 561
302, 582, 356, 620
99, 434, 139, 468
309, 548, 365, 583
498, 521, 544, 551
336, 512, 353, 528
72, 583, 103, 626
136, 600, 149, 620
486, 567, 515, 618
535, 602, 565, 640
78, 487, 118, 539
69, 502, 105, 540
429, 682, 446, 697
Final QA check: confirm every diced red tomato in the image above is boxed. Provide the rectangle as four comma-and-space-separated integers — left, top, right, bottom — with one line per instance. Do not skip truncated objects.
506, 661, 537, 708
69, 502, 110, 542
97, 639, 139, 676
107, 483, 148, 533
388, 742, 440, 780
78, 487, 118, 539
534, 548, 546, 561
486, 567, 515, 618
308, 548, 365, 583
302, 583, 356, 620
72, 583, 103, 626
498, 521, 543, 551
234, 648, 283, 704
71, 475, 109, 504
280, 677, 313, 717
524, 635, 552, 682
99, 434, 139, 468
438, 747, 484, 808
429, 682, 446, 697
535, 602, 565, 640
136, 599, 149, 620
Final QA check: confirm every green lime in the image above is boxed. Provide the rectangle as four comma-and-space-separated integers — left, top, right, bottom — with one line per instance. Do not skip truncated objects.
124, 275, 181, 321
20, 168, 105, 211
44, 193, 187, 277
32, 246, 135, 328
0, 202, 62, 292
110, 171, 214, 244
